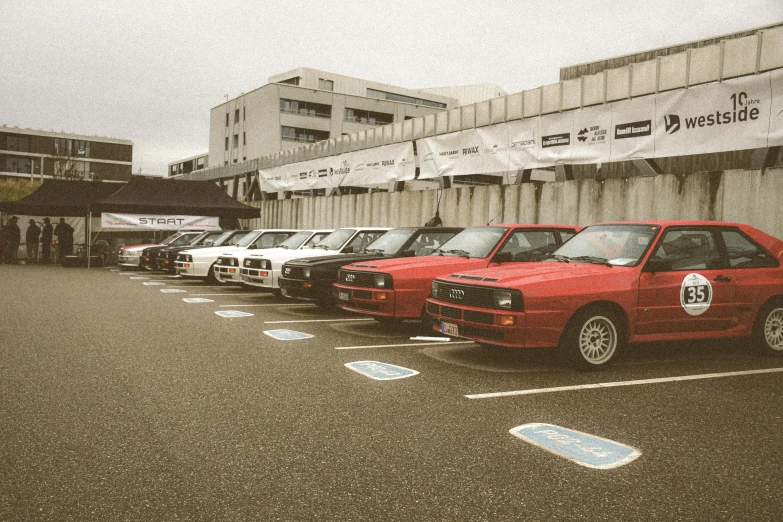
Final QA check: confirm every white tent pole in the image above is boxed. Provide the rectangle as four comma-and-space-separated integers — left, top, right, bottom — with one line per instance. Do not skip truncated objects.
87, 212, 91, 269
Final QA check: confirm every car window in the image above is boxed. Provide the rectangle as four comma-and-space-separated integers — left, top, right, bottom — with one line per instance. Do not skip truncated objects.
559, 230, 577, 243
252, 232, 294, 249
498, 230, 558, 261
303, 232, 331, 247
650, 229, 723, 270
408, 231, 459, 256
555, 224, 657, 266
171, 234, 196, 246
346, 231, 386, 253
363, 229, 415, 255
720, 230, 779, 269
434, 227, 508, 258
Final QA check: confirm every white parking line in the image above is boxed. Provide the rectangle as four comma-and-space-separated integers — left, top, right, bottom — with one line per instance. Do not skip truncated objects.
465, 367, 783, 399
265, 318, 375, 324
335, 341, 475, 350
218, 303, 314, 307
188, 293, 264, 296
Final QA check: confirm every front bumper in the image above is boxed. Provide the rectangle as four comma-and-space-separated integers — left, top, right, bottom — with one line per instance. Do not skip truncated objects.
278, 277, 331, 301
214, 264, 243, 283
332, 283, 397, 318
239, 267, 276, 289
425, 297, 527, 347
118, 254, 141, 269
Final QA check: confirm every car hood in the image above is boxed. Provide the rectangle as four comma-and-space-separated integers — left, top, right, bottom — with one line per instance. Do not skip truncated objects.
439, 261, 635, 289
285, 253, 390, 268
342, 254, 486, 274
181, 245, 245, 258
246, 248, 342, 264
122, 244, 158, 253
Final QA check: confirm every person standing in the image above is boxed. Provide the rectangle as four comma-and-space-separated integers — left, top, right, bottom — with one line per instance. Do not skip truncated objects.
26, 219, 41, 263
54, 217, 74, 262
6, 216, 21, 264
0, 219, 7, 263
41, 217, 53, 264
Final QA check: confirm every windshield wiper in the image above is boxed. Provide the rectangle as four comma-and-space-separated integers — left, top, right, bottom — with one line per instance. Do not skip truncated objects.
363, 248, 386, 254
313, 244, 330, 250
570, 255, 613, 267
440, 249, 471, 258
541, 253, 571, 262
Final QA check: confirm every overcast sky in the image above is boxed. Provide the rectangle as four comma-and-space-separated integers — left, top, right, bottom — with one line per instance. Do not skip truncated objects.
2, 0, 782, 176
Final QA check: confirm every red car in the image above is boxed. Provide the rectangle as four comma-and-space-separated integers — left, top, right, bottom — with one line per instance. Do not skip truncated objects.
334, 224, 580, 322
425, 221, 783, 369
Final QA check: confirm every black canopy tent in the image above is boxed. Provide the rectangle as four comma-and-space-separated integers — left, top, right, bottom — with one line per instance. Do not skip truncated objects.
0, 180, 123, 217
91, 177, 260, 219
1, 178, 260, 266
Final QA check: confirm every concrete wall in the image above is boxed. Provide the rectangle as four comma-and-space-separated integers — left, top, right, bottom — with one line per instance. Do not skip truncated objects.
242, 168, 783, 239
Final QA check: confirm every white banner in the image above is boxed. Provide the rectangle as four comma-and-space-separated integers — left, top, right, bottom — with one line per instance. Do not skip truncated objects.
259, 142, 414, 191
100, 214, 220, 230
654, 73, 772, 157
414, 70, 781, 178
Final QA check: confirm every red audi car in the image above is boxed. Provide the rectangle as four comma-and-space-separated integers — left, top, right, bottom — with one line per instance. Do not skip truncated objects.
425, 221, 783, 369
334, 224, 580, 323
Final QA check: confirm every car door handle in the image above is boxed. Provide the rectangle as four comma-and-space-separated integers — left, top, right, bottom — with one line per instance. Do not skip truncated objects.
713, 275, 732, 282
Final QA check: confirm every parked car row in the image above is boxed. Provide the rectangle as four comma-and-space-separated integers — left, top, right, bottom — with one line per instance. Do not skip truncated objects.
125, 221, 783, 370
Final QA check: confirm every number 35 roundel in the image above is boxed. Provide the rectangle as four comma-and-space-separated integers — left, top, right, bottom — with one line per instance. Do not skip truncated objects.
680, 273, 713, 316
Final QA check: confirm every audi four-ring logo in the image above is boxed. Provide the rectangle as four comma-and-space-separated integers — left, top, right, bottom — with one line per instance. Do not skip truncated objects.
449, 288, 465, 299
346, 274, 355, 282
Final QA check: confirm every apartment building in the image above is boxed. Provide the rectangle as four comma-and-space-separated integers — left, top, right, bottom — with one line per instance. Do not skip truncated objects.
0, 126, 133, 182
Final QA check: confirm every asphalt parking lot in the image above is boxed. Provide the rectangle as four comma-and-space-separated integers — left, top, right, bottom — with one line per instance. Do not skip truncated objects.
2, 264, 783, 521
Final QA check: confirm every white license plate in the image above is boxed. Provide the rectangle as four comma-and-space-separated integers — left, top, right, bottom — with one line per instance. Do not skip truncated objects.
339, 291, 350, 301
242, 275, 250, 281
441, 321, 459, 337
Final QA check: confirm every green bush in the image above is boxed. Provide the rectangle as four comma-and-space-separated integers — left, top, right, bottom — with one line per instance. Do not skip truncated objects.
0, 179, 38, 203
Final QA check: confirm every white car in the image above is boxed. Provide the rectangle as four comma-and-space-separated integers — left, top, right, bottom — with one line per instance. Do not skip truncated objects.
214, 229, 333, 284
240, 227, 389, 292
117, 231, 201, 270
174, 229, 298, 283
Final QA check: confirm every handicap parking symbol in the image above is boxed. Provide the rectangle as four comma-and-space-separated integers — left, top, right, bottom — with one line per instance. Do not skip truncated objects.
344, 361, 419, 380
263, 329, 314, 341
183, 298, 214, 303
215, 310, 254, 318
160, 289, 186, 293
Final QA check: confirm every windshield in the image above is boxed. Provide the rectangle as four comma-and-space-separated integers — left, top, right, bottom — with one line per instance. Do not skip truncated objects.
363, 229, 415, 255
313, 229, 355, 250
188, 232, 210, 245
171, 233, 197, 246
160, 233, 180, 244
553, 224, 658, 266
434, 227, 507, 258
192, 231, 223, 246
277, 231, 314, 249
302, 232, 331, 248
209, 231, 237, 246
236, 231, 262, 248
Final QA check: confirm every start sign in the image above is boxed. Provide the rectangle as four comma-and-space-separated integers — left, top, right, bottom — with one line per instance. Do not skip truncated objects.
101, 213, 220, 231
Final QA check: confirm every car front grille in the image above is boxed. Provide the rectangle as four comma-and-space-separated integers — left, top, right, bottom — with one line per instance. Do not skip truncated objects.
432, 282, 496, 308
338, 270, 375, 288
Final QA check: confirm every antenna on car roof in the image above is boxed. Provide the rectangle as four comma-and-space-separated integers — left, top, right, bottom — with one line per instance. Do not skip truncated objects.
487, 210, 502, 225
424, 189, 443, 227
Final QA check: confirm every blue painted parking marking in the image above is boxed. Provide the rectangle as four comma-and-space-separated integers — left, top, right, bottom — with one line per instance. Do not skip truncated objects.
263, 329, 314, 341
142, 282, 164, 286
509, 423, 641, 469
160, 289, 186, 293
215, 310, 254, 318
344, 361, 420, 380
183, 298, 214, 303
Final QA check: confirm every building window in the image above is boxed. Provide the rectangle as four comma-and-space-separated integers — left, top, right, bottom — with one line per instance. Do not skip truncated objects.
279, 77, 300, 86
234, 109, 240, 124
233, 134, 239, 148
226, 113, 229, 126
54, 138, 90, 157
279, 99, 331, 118
225, 137, 229, 151
170, 165, 177, 175
281, 126, 330, 143
318, 78, 334, 91
366, 88, 447, 109
243, 132, 246, 145
243, 107, 246, 121
197, 157, 205, 169
344, 108, 394, 126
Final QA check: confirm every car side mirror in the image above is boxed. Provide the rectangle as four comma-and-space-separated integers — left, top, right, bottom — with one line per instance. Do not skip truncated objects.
492, 252, 513, 263
402, 249, 415, 257
644, 258, 672, 273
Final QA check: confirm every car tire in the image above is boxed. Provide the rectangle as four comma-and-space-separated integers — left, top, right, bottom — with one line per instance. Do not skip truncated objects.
561, 307, 623, 370
205, 263, 220, 284
754, 300, 783, 355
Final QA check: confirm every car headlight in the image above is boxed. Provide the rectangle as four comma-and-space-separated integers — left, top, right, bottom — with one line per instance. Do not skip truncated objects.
373, 274, 390, 288
261, 259, 271, 270
494, 290, 513, 309
431, 280, 439, 297
303, 267, 311, 279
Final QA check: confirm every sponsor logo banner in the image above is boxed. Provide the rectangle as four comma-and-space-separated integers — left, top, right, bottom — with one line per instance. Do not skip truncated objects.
101, 214, 220, 231
609, 96, 657, 162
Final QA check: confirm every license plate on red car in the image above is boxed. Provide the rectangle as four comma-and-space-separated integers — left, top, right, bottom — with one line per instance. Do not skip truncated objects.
338, 291, 350, 301
441, 321, 459, 337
